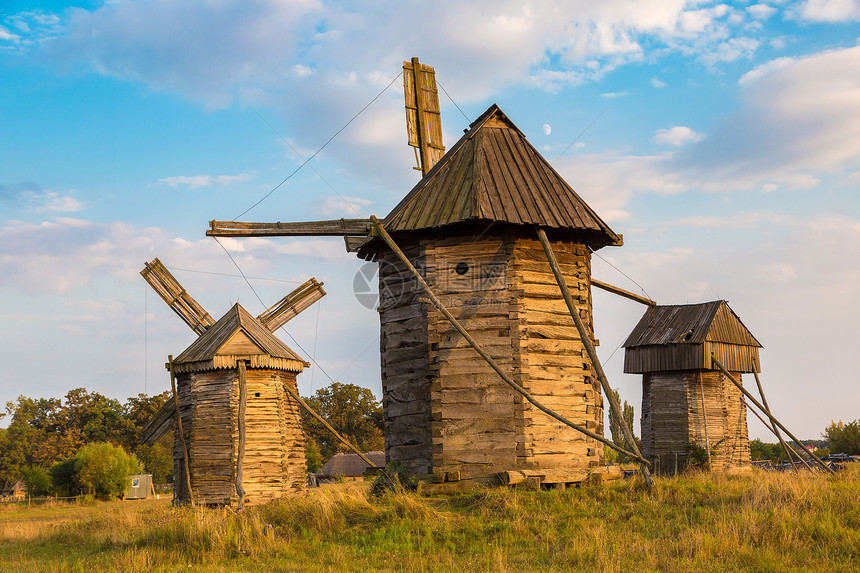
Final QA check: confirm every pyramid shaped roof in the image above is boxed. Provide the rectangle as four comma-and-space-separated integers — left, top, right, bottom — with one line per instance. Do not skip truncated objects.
172, 303, 307, 374
623, 300, 762, 348
380, 104, 622, 249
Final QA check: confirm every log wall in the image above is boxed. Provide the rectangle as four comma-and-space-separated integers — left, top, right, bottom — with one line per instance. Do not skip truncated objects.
378, 243, 433, 475
512, 238, 603, 472
378, 231, 604, 480
642, 369, 750, 474
172, 367, 306, 506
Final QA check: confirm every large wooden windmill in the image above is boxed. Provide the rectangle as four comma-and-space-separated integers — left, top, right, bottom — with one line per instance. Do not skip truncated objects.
205, 58, 655, 487
140, 258, 325, 506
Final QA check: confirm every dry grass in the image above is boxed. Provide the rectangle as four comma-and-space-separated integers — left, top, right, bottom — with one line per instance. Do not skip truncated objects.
0, 466, 858, 572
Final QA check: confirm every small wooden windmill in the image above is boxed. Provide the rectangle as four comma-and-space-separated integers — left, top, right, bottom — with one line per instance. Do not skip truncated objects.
623, 301, 760, 474
140, 258, 325, 507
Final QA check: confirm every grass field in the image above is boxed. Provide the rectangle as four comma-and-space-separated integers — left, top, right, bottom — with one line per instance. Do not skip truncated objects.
0, 465, 858, 572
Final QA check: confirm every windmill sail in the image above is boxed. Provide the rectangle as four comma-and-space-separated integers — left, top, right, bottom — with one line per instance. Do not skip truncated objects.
141, 258, 215, 336
404, 57, 445, 175
258, 278, 326, 332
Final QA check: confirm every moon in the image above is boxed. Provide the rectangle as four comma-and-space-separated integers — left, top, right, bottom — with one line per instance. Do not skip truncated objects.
542, 123, 551, 136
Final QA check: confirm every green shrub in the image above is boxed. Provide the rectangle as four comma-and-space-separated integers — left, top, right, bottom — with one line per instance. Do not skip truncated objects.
50, 442, 143, 500
20, 465, 52, 496
75, 442, 143, 500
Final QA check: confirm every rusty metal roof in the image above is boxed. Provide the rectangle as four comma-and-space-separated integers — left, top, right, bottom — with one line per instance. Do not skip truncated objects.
174, 303, 306, 370
380, 104, 622, 249
623, 300, 762, 348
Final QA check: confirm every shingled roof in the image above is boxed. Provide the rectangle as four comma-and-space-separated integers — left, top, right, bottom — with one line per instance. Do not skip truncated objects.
623, 301, 762, 349
172, 303, 307, 374
380, 104, 622, 248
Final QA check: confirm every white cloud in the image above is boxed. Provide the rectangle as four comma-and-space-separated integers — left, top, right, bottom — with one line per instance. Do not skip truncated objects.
747, 4, 778, 19
26, 0, 768, 113
311, 195, 373, 217
654, 125, 704, 146
34, 193, 86, 213
673, 45, 860, 191
0, 25, 20, 42
798, 0, 860, 21
156, 173, 254, 190
601, 90, 631, 98
650, 77, 668, 88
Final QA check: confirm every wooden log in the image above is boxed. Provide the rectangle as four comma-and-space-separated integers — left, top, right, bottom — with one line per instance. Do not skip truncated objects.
169, 356, 194, 507
711, 356, 834, 474
284, 385, 376, 468
236, 361, 247, 512
207, 219, 372, 237
370, 216, 643, 462
591, 278, 656, 307
535, 227, 653, 485
752, 362, 809, 470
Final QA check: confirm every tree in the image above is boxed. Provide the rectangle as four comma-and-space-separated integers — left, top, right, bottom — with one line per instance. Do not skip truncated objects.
749, 439, 787, 462
608, 389, 638, 460
301, 382, 384, 461
48, 458, 80, 497
73, 442, 143, 500
133, 436, 173, 484
823, 420, 860, 455
20, 466, 52, 496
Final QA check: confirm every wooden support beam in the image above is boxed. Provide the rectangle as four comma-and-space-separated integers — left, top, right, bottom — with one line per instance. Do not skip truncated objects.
169, 356, 194, 507
711, 356, 834, 475
535, 227, 653, 486
284, 385, 377, 468
591, 278, 656, 307
236, 361, 247, 512
752, 360, 810, 470
370, 215, 647, 465
207, 219, 372, 237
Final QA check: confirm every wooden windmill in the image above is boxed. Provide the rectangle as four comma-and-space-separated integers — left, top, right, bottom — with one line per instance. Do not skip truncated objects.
623, 301, 760, 473
140, 258, 325, 506
205, 58, 656, 488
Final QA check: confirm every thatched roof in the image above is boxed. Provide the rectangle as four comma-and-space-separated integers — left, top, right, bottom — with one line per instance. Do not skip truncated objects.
377, 104, 621, 249
316, 451, 385, 478
172, 303, 307, 374
624, 301, 762, 348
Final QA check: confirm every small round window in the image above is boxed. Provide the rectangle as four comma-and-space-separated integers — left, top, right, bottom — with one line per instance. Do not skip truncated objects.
455, 262, 469, 275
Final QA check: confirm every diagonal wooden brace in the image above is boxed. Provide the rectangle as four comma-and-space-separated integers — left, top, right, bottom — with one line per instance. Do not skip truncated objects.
535, 227, 653, 486
711, 355, 834, 475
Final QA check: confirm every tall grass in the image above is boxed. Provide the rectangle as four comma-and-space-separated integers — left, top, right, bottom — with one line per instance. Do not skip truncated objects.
0, 467, 857, 572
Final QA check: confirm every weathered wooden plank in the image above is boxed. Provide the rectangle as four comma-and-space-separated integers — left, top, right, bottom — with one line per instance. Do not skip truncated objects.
207, 219, 372, 237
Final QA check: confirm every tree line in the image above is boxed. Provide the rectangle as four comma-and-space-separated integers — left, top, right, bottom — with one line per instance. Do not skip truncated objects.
0, 388, 172, 499
0, 382, 386, 496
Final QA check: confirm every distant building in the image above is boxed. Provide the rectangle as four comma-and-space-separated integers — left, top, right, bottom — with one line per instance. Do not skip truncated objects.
125, 474, 152, 500
1, 479, 26, 500
623, 301, 761, 473
316, 451, 385, 482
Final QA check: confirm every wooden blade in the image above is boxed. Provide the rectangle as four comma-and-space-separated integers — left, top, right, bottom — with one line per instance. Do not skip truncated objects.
141, 258, 215, 336
207, 219, 372, 237
258, 277, 326, 332
404, 57, 445, 175
139, 399, 175, 446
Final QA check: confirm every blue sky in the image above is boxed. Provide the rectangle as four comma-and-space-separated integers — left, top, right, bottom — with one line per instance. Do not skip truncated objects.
1, 0, 859, 441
